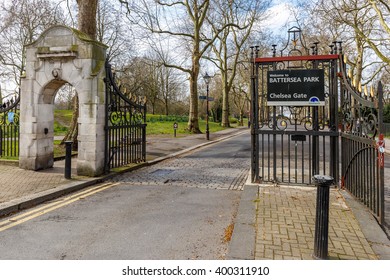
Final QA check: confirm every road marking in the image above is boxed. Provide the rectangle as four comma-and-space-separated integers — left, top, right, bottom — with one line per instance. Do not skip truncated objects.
0, 182, 115, 226
0, 182, 120, 232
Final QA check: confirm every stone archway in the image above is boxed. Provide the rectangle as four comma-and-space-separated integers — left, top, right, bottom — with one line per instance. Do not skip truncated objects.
19, 25, 107, 177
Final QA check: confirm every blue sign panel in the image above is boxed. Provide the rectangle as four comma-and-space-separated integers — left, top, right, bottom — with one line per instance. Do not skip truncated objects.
8, 112, 15, 123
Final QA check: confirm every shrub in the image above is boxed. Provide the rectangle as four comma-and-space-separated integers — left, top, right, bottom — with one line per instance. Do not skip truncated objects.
229, 117, 238, 124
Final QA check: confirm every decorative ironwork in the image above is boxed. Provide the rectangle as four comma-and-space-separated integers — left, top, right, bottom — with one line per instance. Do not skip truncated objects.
104, 60, 147, 172
339, 57, 379, 138
250, 28, 340, 186
279, 26, 309, 57
339, 55, 384, 224
0, 95, 20, 158
250, 27, 385, 225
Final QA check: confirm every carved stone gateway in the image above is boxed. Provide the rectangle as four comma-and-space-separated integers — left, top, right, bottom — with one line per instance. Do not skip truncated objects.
19, 25, 107, 176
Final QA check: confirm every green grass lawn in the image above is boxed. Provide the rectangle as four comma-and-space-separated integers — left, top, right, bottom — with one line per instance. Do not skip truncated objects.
54, 109, 73, 136
0, 139, 19, 159
146, 119, 228, 136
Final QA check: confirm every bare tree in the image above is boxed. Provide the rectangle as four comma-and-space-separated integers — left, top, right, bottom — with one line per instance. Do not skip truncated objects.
309, 0, 388, 86
0, 0, 65, 94
143, 58, 161, 115
116, 57, 148, 99
96, 0, 135, 66
159, 63, 182, 115
380, 68, 390, 102
365, 0, 390, 65
116, 52, 183, 116
231, 67, 250, 126
207, 0, 269, 127
120, 0, 238, 133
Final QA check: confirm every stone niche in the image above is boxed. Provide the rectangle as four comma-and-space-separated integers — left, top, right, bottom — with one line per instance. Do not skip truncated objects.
19, 25, 108, 177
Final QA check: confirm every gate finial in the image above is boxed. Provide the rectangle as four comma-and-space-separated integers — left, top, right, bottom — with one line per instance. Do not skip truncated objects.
279, 26, 309, 56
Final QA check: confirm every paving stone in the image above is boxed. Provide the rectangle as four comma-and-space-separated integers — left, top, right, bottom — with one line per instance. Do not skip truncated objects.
254, 185, 380, 260
112, 157, 249, 191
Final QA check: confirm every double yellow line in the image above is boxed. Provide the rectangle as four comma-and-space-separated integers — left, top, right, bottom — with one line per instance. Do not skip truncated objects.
0, 182, 120, 232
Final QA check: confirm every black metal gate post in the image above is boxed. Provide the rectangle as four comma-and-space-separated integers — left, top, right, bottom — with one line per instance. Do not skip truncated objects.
142, 103, 147, 162
312, 106, 319, 176
64, 141, 73, 179
311, 50, 320, 177
250, 46, 260, 183
313, 175, 334, 260
329, 46, 340, 180
378, 82, 385, 224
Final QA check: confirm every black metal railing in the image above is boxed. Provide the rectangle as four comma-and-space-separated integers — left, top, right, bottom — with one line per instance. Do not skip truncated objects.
0, 96, 20, 158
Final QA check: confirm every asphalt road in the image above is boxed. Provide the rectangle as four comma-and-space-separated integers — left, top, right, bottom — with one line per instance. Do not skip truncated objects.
0, 132, 250, 260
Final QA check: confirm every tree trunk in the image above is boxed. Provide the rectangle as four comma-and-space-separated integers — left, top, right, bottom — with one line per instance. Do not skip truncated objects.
165, 73, 169, 115
165, 99, 169, 116
76, 0, 98, 40
221, 73, 230, 127
239, 109, 244, 126
187, 52, 201, 133
61, 94, 79, 151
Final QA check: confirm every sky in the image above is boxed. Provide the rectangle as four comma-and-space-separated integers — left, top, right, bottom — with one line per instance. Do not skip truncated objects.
264, 1, 296, 32
0, 0, 298, 98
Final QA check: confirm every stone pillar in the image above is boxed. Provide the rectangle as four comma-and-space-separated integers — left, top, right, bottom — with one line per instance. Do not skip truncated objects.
19, 51, 57, 171
76, 77, 106, 177
19, 25, 107, 176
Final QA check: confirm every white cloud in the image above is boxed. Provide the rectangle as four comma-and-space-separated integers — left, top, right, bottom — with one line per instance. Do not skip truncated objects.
264, 2, 295, 33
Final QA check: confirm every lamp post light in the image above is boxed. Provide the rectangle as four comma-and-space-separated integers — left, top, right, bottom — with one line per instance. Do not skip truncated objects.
203, 72, 211, 140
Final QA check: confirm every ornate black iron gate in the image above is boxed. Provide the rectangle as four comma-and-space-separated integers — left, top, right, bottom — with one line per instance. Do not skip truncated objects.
250, 27, 340, 185
250, 27, 385, 225
104, 61, 147, 172
339, 57, 385, 224
0, 95, 20, 158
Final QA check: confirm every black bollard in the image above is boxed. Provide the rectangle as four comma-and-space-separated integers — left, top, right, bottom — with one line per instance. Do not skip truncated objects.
173, 122, 178, 138
64, 141, 73, 179
313, 174, 334, 260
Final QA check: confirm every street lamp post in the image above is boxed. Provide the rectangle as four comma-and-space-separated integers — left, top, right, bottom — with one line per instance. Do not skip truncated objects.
203, 72, 211, 140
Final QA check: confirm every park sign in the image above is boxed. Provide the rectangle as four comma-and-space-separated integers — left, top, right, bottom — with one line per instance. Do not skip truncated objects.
199, 95, 214, 101
267, 69, 325, 106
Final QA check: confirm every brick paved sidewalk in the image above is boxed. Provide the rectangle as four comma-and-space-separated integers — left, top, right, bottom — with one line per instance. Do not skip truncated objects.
229, 183, 390, 260
255, 185, 377, 260
0, 163, 77, 204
